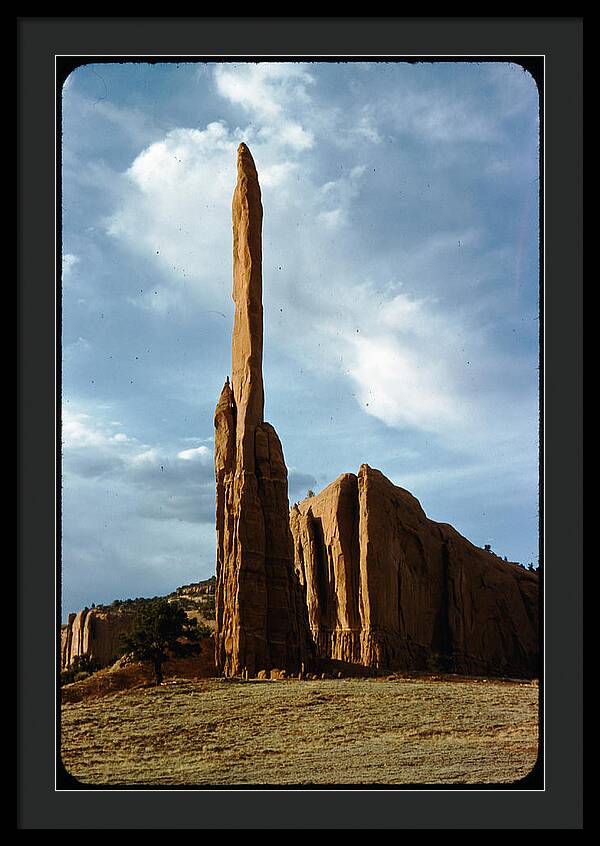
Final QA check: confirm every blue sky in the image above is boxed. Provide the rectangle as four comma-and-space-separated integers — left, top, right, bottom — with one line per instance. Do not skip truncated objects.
61, 60, 540, 618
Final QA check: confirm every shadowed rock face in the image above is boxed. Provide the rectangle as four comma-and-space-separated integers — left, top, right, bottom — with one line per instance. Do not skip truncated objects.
291, 465, 539, 678
214, 144, 313, 678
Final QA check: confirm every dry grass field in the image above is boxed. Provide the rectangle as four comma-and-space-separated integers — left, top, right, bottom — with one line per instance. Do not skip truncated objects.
61, 674, 539, 786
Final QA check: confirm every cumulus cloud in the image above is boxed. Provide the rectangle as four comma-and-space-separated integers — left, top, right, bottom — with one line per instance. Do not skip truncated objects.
131, 447, 158, 464
105, 121, 236, 309
103, 112, 361, 317
214, 63, 315, 150
346, 332, 460, 430
63, 405, 216, 525
62, 408, 111, 448
177, 445, 212, 462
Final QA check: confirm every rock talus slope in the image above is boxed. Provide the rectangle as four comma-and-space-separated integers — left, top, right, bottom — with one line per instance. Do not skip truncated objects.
291, 464, 539, 678
214, 144, 313, 678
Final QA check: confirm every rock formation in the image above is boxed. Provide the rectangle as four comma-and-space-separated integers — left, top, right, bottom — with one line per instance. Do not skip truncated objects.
291, 464, 539, 678
61, 577, 217, 670
214, 144, 313, 678
61, 607, 137, 670
175, 576, 216, 597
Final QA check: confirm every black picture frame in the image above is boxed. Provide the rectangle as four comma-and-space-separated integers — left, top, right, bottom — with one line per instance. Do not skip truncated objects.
18, 16, 582, 829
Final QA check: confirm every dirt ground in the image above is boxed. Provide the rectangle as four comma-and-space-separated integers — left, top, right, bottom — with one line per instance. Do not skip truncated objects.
60, 674, 539, 786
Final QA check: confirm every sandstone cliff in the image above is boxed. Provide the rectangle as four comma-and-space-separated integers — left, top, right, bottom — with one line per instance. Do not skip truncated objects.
61, 607, 137, 670
291, 464, 539, 678
61, 577, 217, 670
214, 144, 313, 678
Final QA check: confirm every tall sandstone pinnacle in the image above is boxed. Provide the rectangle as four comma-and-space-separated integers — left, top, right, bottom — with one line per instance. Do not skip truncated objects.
214, 144, 313, 678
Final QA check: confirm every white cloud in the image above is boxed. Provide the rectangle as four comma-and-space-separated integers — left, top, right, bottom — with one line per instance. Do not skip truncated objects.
91, 99, 158, 148
215, 64, 282, 118
177, 445, 212, 462
62, 404, 217, 528
214, 63, 315, 151
271, 121, 313, 151
360, 67, 535, 149
345, 332, 461, 431
63, 336, 92, 363
316, 165, 364, 222
62, 253, 79, 282
105, 122, 236, 309
103, 117, 340, 314
391, 88, 500, 145
260, 160, 298, 188
308, 268, 537, 463
62, 409, 108, 448
318, 208, 344, 228
126, 122, 232, 194
132, 447, 158, 464
63, 409, 134, 450
353, 114, 383, 144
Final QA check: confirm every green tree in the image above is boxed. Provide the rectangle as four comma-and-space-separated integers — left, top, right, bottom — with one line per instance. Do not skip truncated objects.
119, 598, 201, 685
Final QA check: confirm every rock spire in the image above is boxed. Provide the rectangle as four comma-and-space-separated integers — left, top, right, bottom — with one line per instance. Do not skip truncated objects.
214, 144, 313, 678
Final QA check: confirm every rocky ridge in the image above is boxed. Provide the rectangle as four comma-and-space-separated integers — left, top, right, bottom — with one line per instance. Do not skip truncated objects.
291, 465, 539, 678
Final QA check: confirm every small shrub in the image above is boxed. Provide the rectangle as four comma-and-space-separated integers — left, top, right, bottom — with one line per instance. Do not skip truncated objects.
426, 651, 453, 674
60, 654, 101, 686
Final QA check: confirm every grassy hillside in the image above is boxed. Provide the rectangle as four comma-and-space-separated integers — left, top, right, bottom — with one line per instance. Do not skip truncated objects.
61, 674, 538, 786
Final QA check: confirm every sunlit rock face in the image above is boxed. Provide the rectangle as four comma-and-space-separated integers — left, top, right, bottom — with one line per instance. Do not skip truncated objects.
61, 607, 137, 669
291, 464, 539, 678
